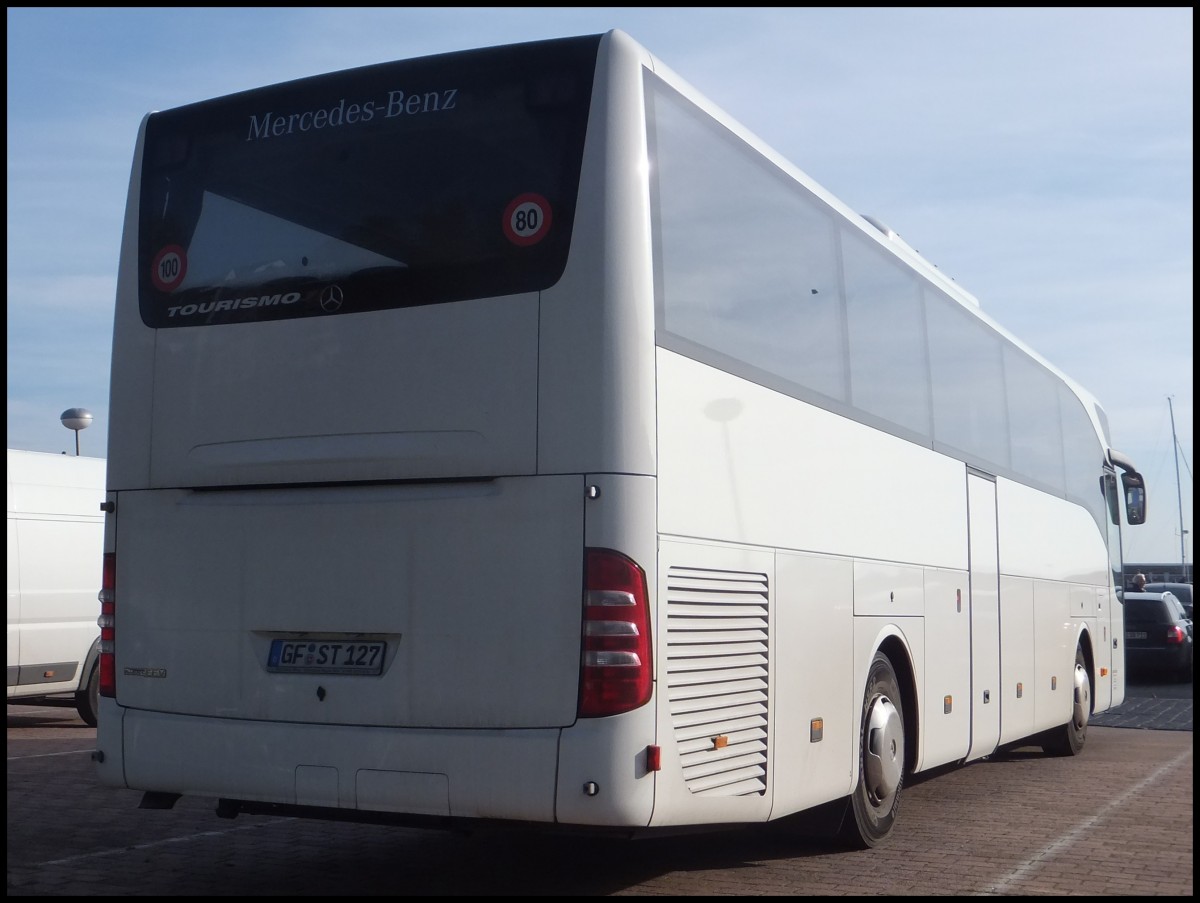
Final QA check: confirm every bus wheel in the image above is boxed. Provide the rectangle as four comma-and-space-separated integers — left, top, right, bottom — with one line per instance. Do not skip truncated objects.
842, 651, 905, 848
1040, 644, 1089, 757
75, 661, 100, 728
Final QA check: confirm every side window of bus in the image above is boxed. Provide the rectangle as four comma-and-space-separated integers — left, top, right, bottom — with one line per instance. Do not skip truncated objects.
1103, 473, 1120, 525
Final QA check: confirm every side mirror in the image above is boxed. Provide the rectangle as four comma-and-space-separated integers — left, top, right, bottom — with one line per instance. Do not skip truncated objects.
1122, 471, 1146, 525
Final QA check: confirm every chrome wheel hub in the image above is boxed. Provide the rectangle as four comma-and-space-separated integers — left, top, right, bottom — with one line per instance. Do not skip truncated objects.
864, 694, 903, 809
1071, 662, 1090, 731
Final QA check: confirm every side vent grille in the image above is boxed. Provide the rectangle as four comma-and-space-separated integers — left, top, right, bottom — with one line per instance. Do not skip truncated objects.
665, 565, 769, 796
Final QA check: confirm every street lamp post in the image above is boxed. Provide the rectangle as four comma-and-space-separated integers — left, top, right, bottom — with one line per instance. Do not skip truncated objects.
60, 408, 93, 456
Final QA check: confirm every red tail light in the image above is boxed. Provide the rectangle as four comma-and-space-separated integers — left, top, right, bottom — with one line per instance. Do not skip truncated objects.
1165, 625, 1187, 645
579, 548, 652, 718
98, 552, 116, 697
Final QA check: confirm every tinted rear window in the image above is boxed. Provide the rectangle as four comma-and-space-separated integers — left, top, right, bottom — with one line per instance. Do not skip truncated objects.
138, 35, 600, 328
1125, 598, 1171, 623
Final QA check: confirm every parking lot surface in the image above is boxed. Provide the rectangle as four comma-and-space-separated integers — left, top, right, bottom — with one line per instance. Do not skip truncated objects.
8, 677, 1192, 896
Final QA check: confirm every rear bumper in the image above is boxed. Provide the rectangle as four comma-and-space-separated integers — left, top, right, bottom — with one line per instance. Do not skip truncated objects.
96, 703, 561, 822
1125, 645, 1192, 674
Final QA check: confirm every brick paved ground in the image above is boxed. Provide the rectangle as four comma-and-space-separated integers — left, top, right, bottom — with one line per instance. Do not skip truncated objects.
1091, 692, 1192, 731
7, 694, 1192, 897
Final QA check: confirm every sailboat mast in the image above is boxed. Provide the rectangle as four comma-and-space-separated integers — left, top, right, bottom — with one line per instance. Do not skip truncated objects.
1167, 395, 1186, 570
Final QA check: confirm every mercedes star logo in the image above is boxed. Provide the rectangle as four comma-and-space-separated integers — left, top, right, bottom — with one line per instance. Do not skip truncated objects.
319, 284, 344, 312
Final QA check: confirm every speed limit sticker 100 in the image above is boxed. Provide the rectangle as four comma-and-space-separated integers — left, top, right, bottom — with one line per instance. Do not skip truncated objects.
502, 194, 553, 247
152, 245, 188, 292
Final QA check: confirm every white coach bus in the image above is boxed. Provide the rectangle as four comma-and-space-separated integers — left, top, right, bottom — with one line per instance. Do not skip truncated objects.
96, 29, 1147, 847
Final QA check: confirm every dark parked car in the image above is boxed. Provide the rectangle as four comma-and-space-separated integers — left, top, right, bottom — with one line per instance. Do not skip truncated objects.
1123, 591, 1192, 681
1143, 582, 1193, 620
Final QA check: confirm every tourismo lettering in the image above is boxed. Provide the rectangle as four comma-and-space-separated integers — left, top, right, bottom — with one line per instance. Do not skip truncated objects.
167, 292, 301, 318
247, 88, 458, 141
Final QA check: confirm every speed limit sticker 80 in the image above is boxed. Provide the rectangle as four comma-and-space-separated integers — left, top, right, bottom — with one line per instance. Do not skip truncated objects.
151, 245, 188, 292
502, 193, 553, 247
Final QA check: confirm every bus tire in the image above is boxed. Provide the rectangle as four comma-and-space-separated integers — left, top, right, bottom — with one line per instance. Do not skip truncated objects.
75, 661, 100, 728
841, 651, 905, 848
1040, 644, 1089, 757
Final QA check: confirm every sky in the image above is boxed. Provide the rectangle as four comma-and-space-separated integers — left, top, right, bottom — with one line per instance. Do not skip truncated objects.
6, 7, 1193, 564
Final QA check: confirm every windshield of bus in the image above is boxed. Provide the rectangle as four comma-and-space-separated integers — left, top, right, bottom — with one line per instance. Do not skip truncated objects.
137, 35, 600, 327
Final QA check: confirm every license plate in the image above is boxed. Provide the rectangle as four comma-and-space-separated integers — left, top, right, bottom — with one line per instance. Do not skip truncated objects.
267, 639, 386, 675
1125, 631, 1147, 640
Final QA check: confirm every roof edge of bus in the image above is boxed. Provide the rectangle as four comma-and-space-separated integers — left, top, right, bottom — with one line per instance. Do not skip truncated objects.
861, 215, 982, 309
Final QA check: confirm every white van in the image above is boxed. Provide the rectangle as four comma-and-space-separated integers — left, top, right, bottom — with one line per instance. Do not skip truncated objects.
7, 449, 106, 725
